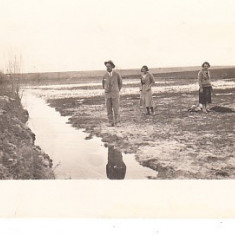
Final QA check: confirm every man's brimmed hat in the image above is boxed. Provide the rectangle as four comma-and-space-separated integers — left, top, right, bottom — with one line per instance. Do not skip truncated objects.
104, 60, 115, 68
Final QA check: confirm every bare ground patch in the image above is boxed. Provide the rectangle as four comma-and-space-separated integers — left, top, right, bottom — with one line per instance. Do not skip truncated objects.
47, 84, 235, 179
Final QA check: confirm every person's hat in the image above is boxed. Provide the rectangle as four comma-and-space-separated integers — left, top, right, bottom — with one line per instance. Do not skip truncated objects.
104, 60, 115, 68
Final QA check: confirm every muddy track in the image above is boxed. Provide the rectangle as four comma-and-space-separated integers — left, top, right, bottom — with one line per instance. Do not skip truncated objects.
47, 84, 235, 179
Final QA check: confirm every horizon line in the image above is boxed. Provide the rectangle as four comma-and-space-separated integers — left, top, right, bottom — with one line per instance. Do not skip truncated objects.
17, 64, 235, 75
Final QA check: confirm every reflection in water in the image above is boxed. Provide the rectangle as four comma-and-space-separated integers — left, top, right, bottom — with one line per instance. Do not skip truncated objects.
106, 146, 126, 180
22, 90, 158, 179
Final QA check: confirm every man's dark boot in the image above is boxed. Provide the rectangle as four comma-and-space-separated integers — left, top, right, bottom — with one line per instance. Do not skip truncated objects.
146, 107, 150, 115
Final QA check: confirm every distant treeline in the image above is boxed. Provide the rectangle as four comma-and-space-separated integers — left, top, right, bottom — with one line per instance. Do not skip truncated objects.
1, 66, 235, 86
14, 66, 203, 84
153, 67, 235, 80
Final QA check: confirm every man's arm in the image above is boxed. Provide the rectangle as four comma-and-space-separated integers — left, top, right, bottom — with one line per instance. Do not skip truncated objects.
118, 73, 123, 91
102, 76, 105, 89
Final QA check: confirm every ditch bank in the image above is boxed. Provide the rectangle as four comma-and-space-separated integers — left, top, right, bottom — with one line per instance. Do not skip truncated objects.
0, 92, 54, 179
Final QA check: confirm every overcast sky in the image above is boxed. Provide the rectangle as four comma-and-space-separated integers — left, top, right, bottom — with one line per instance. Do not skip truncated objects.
0, 0, 235, 72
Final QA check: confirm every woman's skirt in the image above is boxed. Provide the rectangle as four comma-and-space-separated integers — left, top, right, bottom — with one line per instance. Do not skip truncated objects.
140, 90, 153, 107
199, 86, 212, 104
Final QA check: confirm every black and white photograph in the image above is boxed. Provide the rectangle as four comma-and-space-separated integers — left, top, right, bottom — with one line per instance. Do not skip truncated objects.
0, 0, 235, 219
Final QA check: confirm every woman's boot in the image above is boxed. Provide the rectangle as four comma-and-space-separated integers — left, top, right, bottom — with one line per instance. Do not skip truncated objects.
206, 104, 211, 112
202, 104, 207, 113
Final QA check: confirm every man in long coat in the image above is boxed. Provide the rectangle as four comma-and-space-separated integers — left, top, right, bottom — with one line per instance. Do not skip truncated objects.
102, 60, 122, 127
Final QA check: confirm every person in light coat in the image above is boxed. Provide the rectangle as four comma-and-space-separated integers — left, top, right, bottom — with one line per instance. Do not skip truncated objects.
140, 65, 155, 115
102, 60, 123, 126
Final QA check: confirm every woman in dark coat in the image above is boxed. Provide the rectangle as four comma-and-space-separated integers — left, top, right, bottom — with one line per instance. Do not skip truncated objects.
140, 65, 155, 115
198, 61, 213, 113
